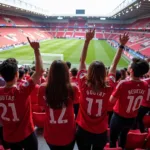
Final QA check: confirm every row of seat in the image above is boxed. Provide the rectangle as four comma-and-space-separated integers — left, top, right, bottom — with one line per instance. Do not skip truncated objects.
32, 110, 150, 149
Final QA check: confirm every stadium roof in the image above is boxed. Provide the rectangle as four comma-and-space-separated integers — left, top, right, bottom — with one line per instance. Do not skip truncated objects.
0, 0, 150, 20
111, 0, 150, 20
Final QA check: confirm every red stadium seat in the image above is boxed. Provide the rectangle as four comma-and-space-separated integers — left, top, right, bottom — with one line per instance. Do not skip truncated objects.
32, 112, 46, 128
125, 130, 148, 149
0, 145, 4, 150
104, 148, 122, 150
143, 115, 150, 128
104, 143, 120, 149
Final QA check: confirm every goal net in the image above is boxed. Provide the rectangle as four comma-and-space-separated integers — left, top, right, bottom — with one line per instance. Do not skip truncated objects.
40, 53, 64, 64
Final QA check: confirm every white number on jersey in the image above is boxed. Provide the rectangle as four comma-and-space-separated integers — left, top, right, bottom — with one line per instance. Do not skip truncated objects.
49, 108, 68, 124
0, 103, 19, 121
126, 95, 143, 113
86, 98, 103, 117
147, 88, 150, 101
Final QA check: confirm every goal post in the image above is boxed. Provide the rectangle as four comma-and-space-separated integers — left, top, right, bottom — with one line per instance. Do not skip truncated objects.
40, 53, 64, 64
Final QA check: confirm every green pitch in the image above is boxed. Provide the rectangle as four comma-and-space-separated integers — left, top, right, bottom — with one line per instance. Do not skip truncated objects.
0, 39, 129, 68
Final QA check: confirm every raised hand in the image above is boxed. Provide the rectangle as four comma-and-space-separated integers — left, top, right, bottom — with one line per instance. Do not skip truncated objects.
27, 37, 40, 50
119, 33, 129, 46
86, 29, 95, 42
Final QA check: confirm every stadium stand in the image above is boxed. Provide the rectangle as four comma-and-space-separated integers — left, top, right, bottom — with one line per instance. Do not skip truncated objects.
0, 0, 150, 149
0, 13, 150, 58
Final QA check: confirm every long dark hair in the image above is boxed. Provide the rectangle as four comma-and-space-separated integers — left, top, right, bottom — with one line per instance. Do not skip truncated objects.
45, 60, 74, 109
87, 61, 107, 92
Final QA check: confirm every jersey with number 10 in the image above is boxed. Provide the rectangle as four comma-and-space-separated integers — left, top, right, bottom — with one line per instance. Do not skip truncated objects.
112, 80, 148, 118
0, 79, 35, 142
76, 70, 116, 134
38, 84, 77, 146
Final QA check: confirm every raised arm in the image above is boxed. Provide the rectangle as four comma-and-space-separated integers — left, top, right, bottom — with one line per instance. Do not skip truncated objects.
79, 29, 95, 71
27, 37, 44, 84
109, 33, 129, 75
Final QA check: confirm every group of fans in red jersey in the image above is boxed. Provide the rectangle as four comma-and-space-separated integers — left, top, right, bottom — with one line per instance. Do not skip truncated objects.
0, 29, 149, 150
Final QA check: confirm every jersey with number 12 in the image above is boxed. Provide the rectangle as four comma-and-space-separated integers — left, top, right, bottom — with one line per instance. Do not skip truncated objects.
38, 83, 77, 146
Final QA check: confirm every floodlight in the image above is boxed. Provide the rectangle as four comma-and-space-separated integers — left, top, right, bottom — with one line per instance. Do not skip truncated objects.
57, 16, 63, 20
100, 18, 106, 20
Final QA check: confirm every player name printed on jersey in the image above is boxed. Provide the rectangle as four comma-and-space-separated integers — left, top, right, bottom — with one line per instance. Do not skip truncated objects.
86, 90, 106, 97
113, 80, 148, 118
0, 95, 15, 101
128, 89, 145, 95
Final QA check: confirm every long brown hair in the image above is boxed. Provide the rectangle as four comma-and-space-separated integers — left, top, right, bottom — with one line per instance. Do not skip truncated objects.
45, 60, 74, 109
87, 61, 107, 92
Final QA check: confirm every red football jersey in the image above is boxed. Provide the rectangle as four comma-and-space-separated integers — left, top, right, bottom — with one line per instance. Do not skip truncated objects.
70, 77, 80, 104
38, 84, 76, 146
70, 77, 78, 86
112, 80, 148, 118
40, 76, 46, 84
141, 78, 150, 108
17, 79, 26, 87
30, 84, 40, 104
0, 79, 35, 142
24, 75, 30, 81
76, 70, 115, 134
107, 81, 119, 111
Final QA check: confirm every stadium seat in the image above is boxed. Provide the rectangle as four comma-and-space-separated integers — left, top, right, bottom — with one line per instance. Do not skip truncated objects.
143, 115, 150, 128
32, 112, 46, 128
0, 145, 4, 150
104, 148, 122, 150
104, 143, 122, 150
125, 130, 148, 149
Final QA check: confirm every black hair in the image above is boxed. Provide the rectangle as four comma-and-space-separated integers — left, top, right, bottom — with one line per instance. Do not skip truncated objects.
124, 68, 127, 72
29, 71, 34, 77
131, 58, 149, 77
19, 69, 25, 79
0, 58, 18, 82
71, 68, 78, 77
116, 70, 121, 81
66, 61, 71, 69
31, 66, 35, 71
24, 68, 29, 74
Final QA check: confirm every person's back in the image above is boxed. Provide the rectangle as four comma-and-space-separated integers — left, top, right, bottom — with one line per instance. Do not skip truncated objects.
113, 79, 148, 118
0, 37, 44, 150
76, 30, 129, 150
38, 60, 78, 150
0, 77, 35, 142
109, 57, 149, 148
17, 69, 26, 86
77, 69, 114, 133
38, 83, 76, 146
136, 77, 150, 133
142, 78, 150, 108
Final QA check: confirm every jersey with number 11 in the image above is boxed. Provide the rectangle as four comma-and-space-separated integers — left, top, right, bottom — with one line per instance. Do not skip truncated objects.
76, 70, 116, 134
